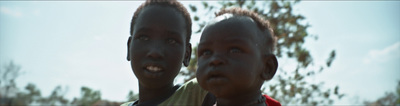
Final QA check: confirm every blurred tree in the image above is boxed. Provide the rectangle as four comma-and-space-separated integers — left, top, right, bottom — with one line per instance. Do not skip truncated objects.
0, 61, 21, 99
0, 61, 24, 106
0, 61, 115, 106
12, 83, 42, 105
71, 86, 101, 106
0, 61, 69, 105
126, 90, 139, 102
39, 85, 69, 105
180, 46, 198, 82
179, 0, 345, 105
364, 81, 400, 106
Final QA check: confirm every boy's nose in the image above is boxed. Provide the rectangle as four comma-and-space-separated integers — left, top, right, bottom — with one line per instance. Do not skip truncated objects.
146, 48, 164, 59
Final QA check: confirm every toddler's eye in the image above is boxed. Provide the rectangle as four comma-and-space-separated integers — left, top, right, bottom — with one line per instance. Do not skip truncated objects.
167, 39, 177, 44
200, 50, 212, 56
229, 48, 242, 54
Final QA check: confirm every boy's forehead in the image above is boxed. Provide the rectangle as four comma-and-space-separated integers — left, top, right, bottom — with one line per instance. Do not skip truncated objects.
139, 5, 178, 17
132, 5, 187, 38
134, 5, 185, 28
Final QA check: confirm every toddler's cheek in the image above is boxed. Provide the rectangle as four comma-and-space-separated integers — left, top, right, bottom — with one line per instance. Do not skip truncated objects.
197, 75, 207, 89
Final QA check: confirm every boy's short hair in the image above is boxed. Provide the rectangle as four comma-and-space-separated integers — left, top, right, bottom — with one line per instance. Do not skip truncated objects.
130, 0, 192, 43
215, 8, 277, 53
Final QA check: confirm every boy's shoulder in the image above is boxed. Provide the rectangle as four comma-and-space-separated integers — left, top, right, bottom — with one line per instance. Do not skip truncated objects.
159, 78, 208, 105
120, 79, 208, 106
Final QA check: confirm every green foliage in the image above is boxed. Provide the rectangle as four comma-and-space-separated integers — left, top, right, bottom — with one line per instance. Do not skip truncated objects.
127, 90, 139, 102
39, 85, 69, 105
0, 61, 26, 105
189, 4, 197, 12
0, 61, 21, 98
13, 83, 42, 105
180, 0, 344, 105
72, 86, 102, 106
364, 81, 400, 106
326, 50, 336, 67
180, 47, 198, 83
0, 61, 117, 105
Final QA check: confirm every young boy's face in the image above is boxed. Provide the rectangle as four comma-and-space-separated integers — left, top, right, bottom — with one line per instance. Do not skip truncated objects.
128, 5, 189, 88
196, 16, 266, 97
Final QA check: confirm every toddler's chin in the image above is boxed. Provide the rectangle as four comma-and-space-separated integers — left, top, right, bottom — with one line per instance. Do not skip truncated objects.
207, 86, 228, 98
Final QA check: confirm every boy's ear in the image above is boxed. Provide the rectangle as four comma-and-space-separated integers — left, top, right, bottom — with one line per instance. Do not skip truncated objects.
183, 43, 192, 67
127, 36, 132, 61
261, 54, 278, 80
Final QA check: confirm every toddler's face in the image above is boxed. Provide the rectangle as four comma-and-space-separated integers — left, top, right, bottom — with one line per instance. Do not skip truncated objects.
129, 5, 188, 88
196, 17, 264, 97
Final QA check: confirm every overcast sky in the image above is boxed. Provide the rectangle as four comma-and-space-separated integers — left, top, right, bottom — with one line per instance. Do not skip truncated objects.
1, 1, 399, 105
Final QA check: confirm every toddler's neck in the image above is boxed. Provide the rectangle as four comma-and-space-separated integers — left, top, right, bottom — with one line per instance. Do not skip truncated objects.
215, 92, 265, 106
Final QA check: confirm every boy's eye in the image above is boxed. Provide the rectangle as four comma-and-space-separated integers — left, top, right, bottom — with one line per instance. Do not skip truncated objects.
138, 36, 149, 41
229, 48, 242, 54
167, 39, 177, 44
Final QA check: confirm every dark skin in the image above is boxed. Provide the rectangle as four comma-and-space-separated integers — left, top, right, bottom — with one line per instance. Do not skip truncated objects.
197, 15, 278, 106
127, 5, 191, 104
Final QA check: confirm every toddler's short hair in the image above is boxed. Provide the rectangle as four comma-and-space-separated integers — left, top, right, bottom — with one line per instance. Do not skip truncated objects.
215, 8, 277, 53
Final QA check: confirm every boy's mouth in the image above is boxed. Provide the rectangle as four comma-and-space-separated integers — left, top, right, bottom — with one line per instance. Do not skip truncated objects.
146, 65, 162, 72
141, 64, 164, 78
143, 63, 164, 73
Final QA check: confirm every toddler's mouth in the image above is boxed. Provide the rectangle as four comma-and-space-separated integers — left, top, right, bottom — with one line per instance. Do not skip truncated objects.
207, 73, 228, 83
210, 75, 223, 78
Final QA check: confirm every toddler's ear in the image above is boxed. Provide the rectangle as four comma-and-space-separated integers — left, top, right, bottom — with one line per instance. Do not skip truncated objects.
127, 36, 132, 61
261, 54, 278, 80
183, 43, 192, 67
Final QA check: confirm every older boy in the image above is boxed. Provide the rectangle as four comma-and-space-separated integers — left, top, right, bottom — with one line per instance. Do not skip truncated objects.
197, 8, 281, 106
122, 0, 207, 106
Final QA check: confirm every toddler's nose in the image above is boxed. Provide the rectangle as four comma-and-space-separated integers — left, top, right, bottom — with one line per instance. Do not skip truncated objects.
209, 54, 226, 66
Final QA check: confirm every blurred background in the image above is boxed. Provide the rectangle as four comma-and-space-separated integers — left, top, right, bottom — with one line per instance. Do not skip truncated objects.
0, 0, 399, 105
